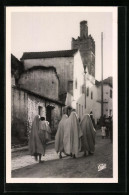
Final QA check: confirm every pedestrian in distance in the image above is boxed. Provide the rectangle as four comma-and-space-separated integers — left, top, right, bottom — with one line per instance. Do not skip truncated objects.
63, 109, 83, 158
80, 114, 96, 157
29, 115, 46, 163
101, 122, 106, 139
55, 106, 69, 159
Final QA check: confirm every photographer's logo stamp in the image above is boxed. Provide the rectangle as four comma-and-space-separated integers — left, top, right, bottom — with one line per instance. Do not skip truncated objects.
98, 163, 107, 172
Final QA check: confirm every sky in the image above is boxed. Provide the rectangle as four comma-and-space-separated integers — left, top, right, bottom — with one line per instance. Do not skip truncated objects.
11, 10, 114, 81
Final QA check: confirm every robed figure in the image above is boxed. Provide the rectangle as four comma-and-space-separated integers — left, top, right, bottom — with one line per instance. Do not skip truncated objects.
63, 111, 83, 158
29, 115, 46, 162
80, 114, 96, 156
55, 106, 68, 158
38, 117, 51, 156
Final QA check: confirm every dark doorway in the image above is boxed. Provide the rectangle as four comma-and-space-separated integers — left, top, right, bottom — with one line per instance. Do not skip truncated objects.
38, 106, 42, 116
46, 105, 52, 127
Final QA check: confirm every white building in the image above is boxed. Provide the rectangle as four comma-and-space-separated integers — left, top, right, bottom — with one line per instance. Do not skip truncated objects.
78, 73, 113, 124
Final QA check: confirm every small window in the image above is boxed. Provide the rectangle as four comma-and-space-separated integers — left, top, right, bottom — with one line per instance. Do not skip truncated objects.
91, 91, 93, 99
82, 84, 85, 94
110, 89, 112, 98
87, 87, 89, 96
75, 79, 77, 89
110, 109, 112, 116
76, 103, 78, 114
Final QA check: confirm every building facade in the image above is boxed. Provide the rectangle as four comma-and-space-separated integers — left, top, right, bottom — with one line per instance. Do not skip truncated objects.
20, 49, 78, 96
20, 49, 84, 108
81, 75, 113, 124
11, 54, 64, 145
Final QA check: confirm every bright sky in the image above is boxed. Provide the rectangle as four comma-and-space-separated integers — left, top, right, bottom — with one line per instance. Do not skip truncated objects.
11, 9, 114, 81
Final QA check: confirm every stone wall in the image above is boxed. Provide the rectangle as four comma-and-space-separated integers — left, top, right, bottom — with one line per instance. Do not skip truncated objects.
11, 87, 28, 145
11, 87, 63, 145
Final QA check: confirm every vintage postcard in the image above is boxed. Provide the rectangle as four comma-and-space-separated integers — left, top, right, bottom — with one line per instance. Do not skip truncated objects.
6, 6, 118, 183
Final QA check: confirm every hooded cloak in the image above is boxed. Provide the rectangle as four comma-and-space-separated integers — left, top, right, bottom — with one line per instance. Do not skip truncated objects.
55, 114, 68, 153
80, 114, 96, 153
63, 111, 83, 157
29, 115, 45, 155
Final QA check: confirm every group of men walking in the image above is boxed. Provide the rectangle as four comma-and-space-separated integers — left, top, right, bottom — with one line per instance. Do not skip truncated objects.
28, 106, 96, 163
55, 106, 96, 159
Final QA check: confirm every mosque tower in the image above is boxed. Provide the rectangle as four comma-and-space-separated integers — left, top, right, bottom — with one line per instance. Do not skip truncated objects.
71, 20, 95, 77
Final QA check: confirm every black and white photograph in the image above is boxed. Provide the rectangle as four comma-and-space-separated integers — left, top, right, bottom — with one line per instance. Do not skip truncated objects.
6, 7, 118, 183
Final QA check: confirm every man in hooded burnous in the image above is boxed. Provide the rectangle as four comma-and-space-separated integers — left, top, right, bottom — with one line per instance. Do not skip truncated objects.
80, 114, 96, 157
29, 115, 45, 163
63, 109, 83, 158
55, 106, 69, 159
90, 111, 96, 129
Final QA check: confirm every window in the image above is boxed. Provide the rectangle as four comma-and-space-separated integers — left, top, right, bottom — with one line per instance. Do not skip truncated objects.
76, 103, 78, 114
91, 91, 93, 99
82, 84, 85, 94
110, 89, 112, 98
87, 87, 89, 96
75, 79, 77, 89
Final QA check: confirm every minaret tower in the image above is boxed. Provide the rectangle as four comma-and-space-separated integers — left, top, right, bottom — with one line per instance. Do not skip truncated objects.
72, 20, 95, 77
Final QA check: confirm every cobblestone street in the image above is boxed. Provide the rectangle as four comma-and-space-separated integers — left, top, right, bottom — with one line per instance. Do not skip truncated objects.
12, 130, 113, 178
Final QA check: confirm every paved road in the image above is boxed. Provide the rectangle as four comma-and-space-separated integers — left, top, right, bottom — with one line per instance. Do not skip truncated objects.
12, 130, 113, 178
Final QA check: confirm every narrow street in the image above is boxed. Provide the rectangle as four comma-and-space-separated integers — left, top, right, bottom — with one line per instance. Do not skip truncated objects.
12, 130, 113, 178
